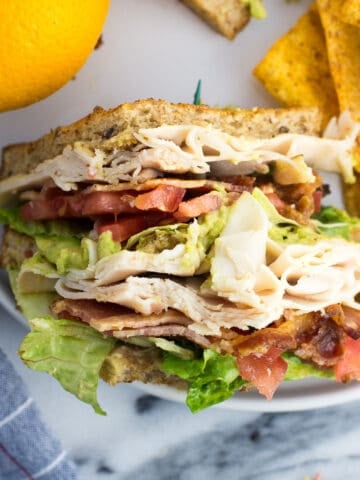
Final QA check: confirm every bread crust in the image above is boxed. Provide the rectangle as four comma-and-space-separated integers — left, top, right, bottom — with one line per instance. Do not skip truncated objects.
181, 0, 250, 39
1, 99, 322, 179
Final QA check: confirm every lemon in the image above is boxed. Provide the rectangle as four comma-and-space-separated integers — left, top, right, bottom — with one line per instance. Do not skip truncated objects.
0, 0, 110, 112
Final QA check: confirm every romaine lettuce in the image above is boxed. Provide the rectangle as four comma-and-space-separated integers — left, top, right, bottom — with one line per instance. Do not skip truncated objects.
312, 205, 360, 240
8, 269, 58, 320
0, 207, 88, 238
283, 353, 334, 381
162, 348, 247, 412
19, 317, 116, 415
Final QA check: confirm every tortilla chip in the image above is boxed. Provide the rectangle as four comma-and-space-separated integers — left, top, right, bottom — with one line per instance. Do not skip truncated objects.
317, 0, 360, 120
341, 0, 360, 28
253, 5, 338, 127
317, 0, 360, 170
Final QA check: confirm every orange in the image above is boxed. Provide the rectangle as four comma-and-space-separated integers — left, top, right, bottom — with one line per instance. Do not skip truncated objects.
0, 0, 110, 112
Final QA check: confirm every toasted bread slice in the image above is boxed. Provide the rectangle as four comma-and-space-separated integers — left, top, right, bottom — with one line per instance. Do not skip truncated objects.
0, 228, 36, 269
100, 344, 187, 389
1, 99, 322, 179
181, 0, 250, 39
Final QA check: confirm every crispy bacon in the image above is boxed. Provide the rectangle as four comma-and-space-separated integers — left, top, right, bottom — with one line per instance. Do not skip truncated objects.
174, 192, 223, 221
340, 306, 360, 340
284, 307, 344, 367
134, 185, 185, 212
230, 321, 297, 356
51, 298, 211, 348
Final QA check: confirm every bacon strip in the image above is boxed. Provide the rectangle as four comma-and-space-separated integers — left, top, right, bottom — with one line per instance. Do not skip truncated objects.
174, 192, 223, 221
51, 298, 211, 348
134, 185, 185, 212
113, 327, 211, 348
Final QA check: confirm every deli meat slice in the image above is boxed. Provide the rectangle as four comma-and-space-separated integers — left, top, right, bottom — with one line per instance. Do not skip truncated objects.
55, 276, 256, 336
51, 298, 211, 348
113, 326, 211, 348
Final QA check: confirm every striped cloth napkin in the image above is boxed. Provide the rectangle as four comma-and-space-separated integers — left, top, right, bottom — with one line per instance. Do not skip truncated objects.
0, 348, 77, 480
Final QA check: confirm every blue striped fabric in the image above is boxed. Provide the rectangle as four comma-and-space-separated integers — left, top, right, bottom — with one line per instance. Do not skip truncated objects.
0, 349, 77, 480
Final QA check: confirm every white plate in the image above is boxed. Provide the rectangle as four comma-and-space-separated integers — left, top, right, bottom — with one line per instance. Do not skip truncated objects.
1, 0, 360, 412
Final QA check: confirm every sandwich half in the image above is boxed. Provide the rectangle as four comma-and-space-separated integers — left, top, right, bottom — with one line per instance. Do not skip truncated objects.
1, 99, 360, 414
181, 0, 267, 39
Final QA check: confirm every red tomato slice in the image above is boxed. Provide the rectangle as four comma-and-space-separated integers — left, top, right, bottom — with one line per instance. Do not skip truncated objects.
335, 335, 360, 382
96, 213, 169, 242
135, 185, 185, 212
237, 347, 288, 400
20, 191, 138, 221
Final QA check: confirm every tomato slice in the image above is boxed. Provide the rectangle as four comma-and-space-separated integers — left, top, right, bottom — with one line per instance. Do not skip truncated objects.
96, 213, 169, 242
335, 335, 360, 382
21, 191, 138, 221
237, 347, 288, 400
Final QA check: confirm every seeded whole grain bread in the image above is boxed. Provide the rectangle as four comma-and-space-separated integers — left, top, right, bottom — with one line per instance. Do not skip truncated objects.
0, 99, 322, 179
180, 0, 251, 39
100, 344, 187, 389
0, 228, 36, 269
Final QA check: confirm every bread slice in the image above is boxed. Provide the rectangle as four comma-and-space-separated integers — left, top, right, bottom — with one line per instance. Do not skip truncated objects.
1, 99, 322, 179
181, 0, 250, 39
0, 228, 36, 269
100, 344, 187, 389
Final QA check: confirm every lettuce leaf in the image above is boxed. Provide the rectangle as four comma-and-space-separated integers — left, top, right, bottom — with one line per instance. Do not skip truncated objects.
162, 349, 247, 412
283, 353, 334, 381
8, 269, 58, 320
0, 207, 88, 238
312, 205, 360, 240
19, 317, 116, 415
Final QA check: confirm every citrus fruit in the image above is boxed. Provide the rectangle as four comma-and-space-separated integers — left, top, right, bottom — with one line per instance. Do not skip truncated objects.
0, 0, 110, 112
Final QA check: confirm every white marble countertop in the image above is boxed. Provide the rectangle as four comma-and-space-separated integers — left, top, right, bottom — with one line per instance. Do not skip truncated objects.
2, 1, 360, 478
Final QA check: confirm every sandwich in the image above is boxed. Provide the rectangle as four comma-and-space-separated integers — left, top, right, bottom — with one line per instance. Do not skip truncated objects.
1, 98, 360, 414
180, 0, 266, 40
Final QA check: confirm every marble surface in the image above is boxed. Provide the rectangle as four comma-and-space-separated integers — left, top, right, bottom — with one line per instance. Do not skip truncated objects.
2, 307, 360, 480
2, 0, 360, 478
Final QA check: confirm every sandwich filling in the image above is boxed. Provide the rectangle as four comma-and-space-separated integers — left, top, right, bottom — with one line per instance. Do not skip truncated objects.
2, 112, 360, 413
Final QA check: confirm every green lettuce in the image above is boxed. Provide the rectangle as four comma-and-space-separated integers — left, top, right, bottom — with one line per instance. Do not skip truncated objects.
162, 349, 247, 412
0, 207, 88, 238
8, 269, 58, 320
19, 317, 116, 415
312, 205, 360, 240
283, 353, 334, 381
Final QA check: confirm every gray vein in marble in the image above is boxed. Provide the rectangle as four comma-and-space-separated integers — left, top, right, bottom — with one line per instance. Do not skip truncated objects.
115, 401, 360, 480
